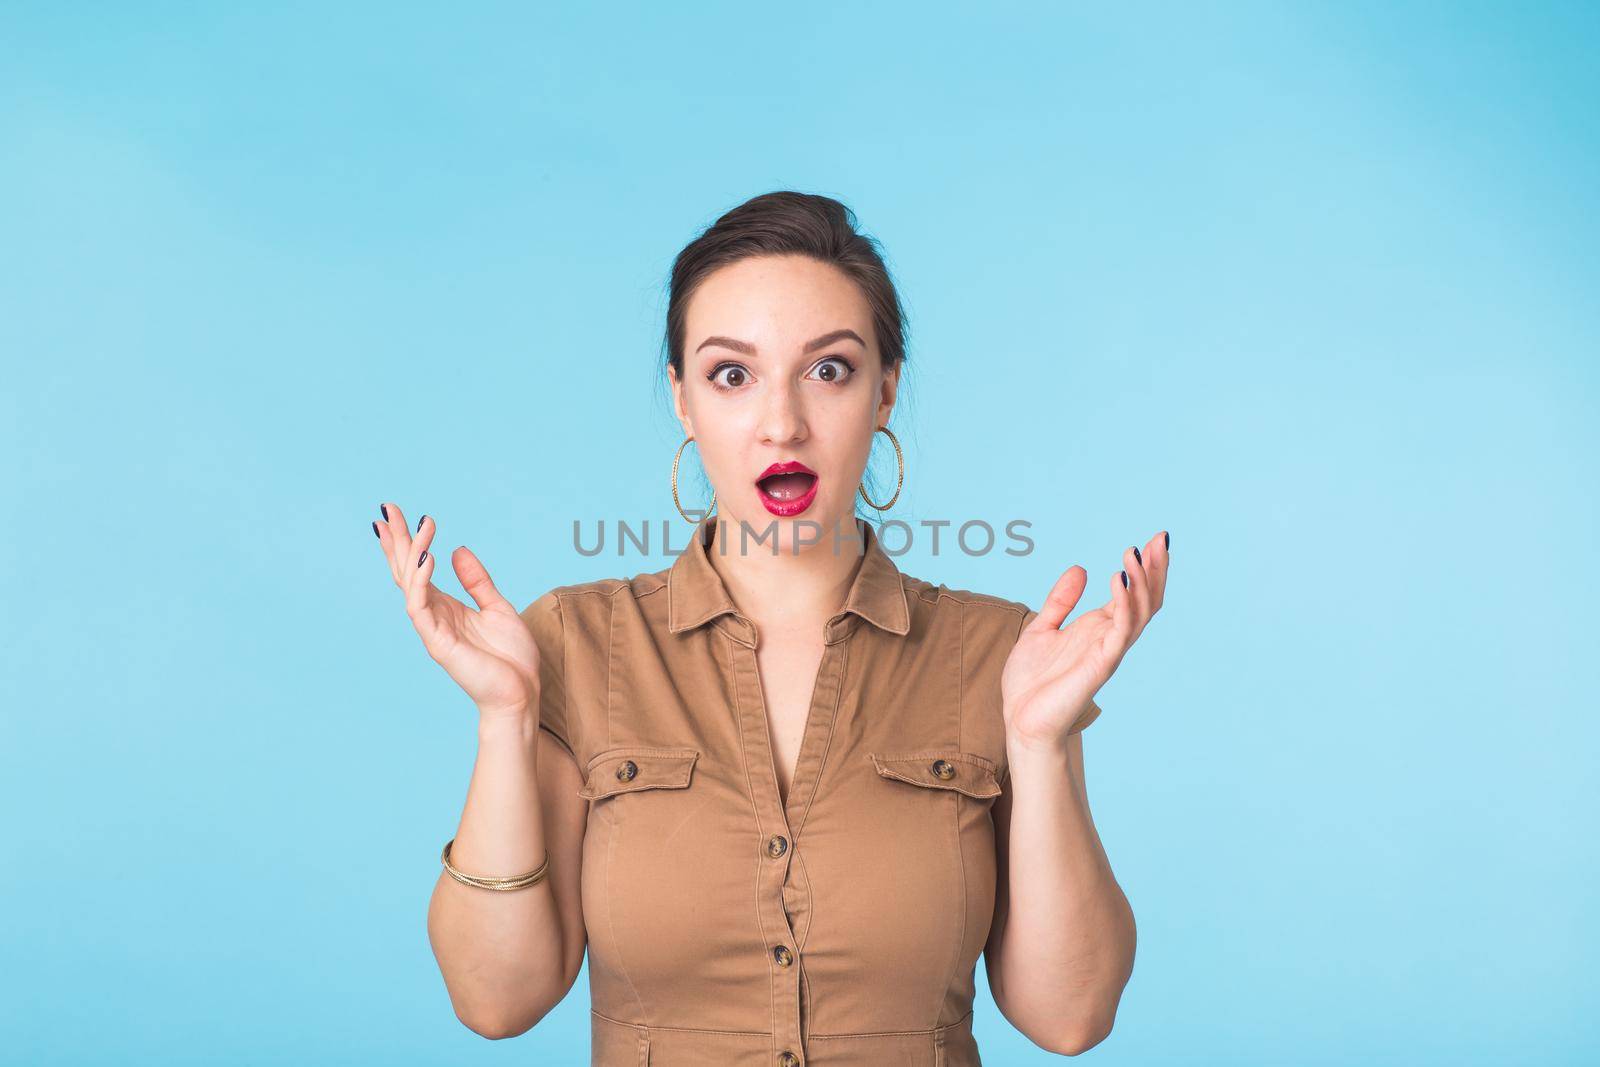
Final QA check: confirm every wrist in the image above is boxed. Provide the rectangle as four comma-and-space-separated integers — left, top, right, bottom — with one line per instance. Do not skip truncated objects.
1004, 733, 1082, 795
1005, 732, 1068, 768
476, 704, 536, 743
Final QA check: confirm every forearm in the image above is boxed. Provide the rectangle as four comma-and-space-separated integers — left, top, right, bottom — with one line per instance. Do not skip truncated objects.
992, 734, 1135, 1051
426, 709, 568, 1037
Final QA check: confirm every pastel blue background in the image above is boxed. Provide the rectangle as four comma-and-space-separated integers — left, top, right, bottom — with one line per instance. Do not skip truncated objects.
3, 3, 1595, 1064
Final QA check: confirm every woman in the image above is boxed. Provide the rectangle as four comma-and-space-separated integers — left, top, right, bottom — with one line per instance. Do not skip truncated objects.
376, 192, 1162, 1065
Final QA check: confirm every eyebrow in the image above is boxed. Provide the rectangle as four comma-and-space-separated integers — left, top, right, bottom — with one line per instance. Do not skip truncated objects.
695, 329, 866, 357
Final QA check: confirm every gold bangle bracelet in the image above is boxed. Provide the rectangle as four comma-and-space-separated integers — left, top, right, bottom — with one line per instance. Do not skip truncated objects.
440, 838, 551, 891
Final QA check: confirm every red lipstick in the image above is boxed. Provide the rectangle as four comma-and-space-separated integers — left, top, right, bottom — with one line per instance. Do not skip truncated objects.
755, 461, 819, 517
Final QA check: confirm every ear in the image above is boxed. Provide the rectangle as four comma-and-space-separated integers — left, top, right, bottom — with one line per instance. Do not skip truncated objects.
874, 359, 900, 428
668, 363, 695, 439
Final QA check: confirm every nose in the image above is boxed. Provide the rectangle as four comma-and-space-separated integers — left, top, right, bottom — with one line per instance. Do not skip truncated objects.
758, 379, 808, 446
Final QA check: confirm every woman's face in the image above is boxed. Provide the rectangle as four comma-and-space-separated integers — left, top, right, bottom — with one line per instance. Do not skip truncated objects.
670, 254, 898, 555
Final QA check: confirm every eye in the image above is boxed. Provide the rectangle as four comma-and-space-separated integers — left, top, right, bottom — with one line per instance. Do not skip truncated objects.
807, 356, 856, 384
707, 362, 752, 391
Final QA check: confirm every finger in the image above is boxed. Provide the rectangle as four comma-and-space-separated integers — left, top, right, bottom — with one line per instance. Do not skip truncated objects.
1142, 529, 1168, 612
1027, 565, 1087, 632
452, 545, 514, 612
404, 514, 438, 601
406, 538, 438, 620
1109, 566, 1136, 650
1123, 544, 1152, 633
372, 516, 402, 584
380, 502, 413, 584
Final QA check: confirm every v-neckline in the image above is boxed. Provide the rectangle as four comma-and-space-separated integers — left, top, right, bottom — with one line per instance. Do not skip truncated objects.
742, 628, 849, 831
752, 647, 827, 811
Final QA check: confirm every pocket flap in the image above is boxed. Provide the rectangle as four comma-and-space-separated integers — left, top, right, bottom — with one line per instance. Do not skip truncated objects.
579, 747, 700, 801
869, 750, 1002, 800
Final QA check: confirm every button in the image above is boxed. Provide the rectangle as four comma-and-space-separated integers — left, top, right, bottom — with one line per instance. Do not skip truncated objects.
778, 1052, 800, 1067
772, 944, 793, 967
766, 835, 788, 858
616, 760, 638, 782
931, 759, 955, 779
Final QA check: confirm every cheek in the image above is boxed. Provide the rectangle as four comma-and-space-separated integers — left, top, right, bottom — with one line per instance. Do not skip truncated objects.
820, 434, 875, 492
688, 415, 754, 481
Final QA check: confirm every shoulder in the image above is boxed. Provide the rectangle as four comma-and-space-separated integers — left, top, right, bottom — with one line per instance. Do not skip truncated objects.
901, 571, 1031, 621
521, 566, 674, 621
899, 572, 1034, 647
898, 575, 1027, 755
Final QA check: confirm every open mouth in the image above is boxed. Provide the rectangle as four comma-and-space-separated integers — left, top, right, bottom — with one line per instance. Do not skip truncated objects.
758, 472, 817, 501
755, 462, 820, 516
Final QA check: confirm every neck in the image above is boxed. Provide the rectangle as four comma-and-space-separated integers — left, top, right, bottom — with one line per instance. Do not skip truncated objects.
704, 514, 867, 636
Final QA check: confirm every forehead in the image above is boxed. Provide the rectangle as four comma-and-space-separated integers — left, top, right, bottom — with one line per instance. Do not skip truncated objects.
684, 255, 874, 354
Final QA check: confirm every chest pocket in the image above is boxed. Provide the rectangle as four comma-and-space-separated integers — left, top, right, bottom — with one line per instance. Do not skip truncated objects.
574, 745, 711, 1034
869, 750, 1002, 800
845, 748, 1004, 1004
578, 747, 700, 800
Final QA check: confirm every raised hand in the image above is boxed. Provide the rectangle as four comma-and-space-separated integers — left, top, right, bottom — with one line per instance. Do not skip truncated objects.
1001, 530, 1170, 750
372, 501, 540, 722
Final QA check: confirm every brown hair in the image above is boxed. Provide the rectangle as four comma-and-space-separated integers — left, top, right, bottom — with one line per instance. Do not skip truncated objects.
662, 191, 910, 381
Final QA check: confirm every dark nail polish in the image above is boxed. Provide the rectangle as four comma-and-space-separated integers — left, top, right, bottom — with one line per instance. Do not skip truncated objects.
1164, 531, 1170, 550
1120, 570, 1128, 589
1133, 546, 1141, 565
380, 504, 389, 521
371, 521, 380, 538
418, 550, 428, 568
417, 514, 427, 532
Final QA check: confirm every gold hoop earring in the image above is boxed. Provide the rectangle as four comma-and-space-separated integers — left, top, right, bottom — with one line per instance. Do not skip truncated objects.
671, 436, 717, 523
858, 425, 904, 511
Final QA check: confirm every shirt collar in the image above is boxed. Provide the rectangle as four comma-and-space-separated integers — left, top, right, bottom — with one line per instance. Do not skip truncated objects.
667, 514, 911, 642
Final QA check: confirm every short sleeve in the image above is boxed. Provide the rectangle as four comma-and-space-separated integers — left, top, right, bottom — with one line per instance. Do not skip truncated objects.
1018, 607, 1103, 736
520, 589, 575, 760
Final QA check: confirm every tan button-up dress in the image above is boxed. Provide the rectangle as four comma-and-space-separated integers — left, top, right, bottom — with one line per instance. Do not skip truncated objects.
521, 515, 1101, 1066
